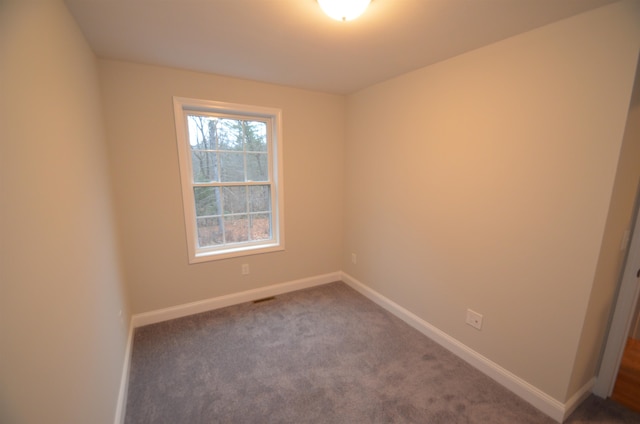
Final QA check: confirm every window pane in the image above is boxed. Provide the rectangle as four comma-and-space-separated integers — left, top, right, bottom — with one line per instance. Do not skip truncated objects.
224, 215, 249, 243
220, 152, 244, 182
187, 115, 218, 150
191, 151, 218, 182
250, 213, 271, 241
194, 187, 220, 216
218, 119, 244, 151
196, 217, 223, 247
247, 153, 268, 181
244, 121, 267, 152
222, 186, 247, 214
249, 185, 270, 213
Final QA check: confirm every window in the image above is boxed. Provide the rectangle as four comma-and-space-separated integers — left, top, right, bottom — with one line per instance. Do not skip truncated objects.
173, 97, 284, 263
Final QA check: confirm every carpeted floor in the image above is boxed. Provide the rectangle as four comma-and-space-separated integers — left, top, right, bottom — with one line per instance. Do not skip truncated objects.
125, 282, 640, 423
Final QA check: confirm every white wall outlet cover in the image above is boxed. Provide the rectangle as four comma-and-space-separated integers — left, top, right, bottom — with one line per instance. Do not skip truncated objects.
466, 309, 483, 330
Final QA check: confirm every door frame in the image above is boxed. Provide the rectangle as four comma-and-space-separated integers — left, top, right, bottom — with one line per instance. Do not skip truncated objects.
594, 195, 640, 397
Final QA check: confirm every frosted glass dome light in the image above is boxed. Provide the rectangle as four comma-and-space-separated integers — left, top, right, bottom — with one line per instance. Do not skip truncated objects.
318, 0, 371, 21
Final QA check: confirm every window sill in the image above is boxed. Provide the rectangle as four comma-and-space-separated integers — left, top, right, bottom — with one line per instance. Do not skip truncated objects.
189, 242, 284, 264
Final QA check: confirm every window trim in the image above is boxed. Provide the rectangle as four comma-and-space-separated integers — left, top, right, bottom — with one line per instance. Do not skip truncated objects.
173, 97, 285, 263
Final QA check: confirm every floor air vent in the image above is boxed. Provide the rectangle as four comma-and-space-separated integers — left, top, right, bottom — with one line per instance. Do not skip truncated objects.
253, 296, 276, 304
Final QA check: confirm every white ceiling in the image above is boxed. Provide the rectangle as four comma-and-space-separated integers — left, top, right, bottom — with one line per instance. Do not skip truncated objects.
64, 0, 618, 94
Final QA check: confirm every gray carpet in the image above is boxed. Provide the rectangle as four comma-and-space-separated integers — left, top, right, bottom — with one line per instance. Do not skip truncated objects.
125, 282, 640, 423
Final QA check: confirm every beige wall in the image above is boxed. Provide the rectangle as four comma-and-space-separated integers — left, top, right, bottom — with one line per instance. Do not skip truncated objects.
343, 0, 639, 403
98, 60, 345, 314
0, 1, 130, 423
569, 54, 640, 398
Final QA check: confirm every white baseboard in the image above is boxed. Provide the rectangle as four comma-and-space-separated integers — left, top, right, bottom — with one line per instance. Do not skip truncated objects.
131, 271, 342, 328
341, 271, 573, 423
562, 377, 595, 421
114, 320, 134, 424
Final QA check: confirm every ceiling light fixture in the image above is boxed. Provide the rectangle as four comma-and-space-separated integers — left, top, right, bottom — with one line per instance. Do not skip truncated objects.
318, 0, 371, 21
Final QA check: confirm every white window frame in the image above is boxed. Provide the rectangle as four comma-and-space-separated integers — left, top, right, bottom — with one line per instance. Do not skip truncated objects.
173, 97, 285, 263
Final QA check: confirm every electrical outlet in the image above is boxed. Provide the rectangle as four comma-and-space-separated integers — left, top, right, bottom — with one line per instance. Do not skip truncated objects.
242, 264, 250, 275
351, 253, 357, 264
466, 309, 483, 330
